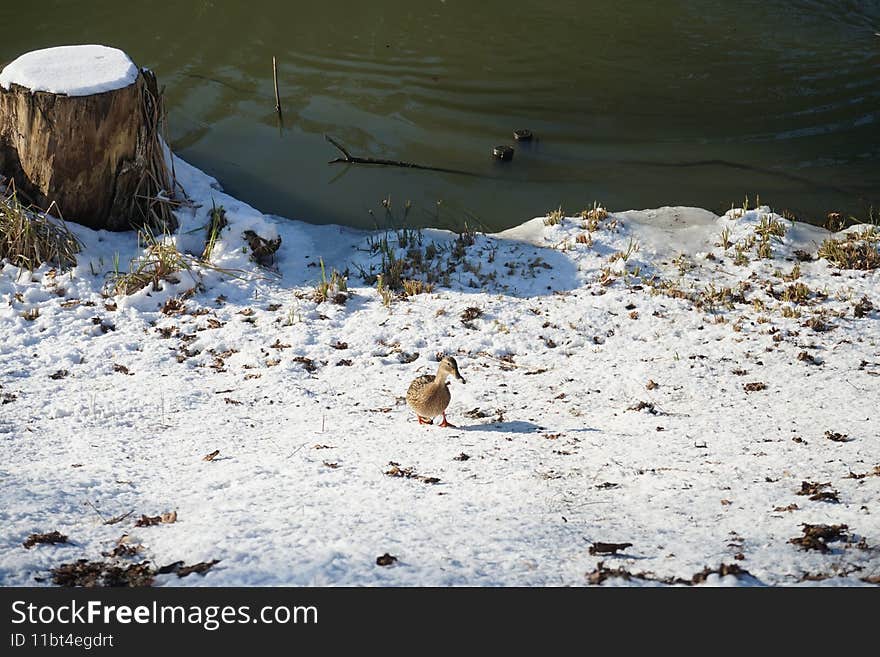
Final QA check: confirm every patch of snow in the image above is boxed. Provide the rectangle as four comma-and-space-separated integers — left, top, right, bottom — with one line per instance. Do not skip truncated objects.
0, 45, 138, 96
1, 152, 878, 587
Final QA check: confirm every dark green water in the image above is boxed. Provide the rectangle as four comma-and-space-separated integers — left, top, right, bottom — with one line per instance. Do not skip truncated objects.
2, 1, 879, 230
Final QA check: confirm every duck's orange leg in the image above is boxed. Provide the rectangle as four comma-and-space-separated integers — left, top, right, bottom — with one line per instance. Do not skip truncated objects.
417, 415, 433, 425
438, 413, 456, 429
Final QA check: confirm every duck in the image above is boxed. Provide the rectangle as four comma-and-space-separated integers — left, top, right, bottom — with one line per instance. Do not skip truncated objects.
406, 356, 466, 428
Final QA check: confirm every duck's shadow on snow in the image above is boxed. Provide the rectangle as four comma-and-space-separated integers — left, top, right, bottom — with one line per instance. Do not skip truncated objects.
460, 421, 598, 434
460, 420, 541, 433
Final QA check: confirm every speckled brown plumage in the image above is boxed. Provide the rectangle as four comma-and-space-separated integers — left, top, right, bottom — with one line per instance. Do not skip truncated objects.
405, 356, 465, 427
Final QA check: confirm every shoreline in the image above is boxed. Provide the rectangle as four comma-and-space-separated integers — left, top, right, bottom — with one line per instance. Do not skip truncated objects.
1, 153, 878, 586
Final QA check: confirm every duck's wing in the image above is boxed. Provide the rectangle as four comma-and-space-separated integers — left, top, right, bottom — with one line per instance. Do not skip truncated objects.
407, 374, 435, 396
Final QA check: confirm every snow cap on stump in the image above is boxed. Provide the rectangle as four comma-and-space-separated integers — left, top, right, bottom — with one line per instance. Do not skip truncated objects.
0, 45, 138, 97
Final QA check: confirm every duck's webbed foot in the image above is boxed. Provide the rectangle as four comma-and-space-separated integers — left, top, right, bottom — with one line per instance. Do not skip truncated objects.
417, 415, 433, 425
438, 413, 456, 429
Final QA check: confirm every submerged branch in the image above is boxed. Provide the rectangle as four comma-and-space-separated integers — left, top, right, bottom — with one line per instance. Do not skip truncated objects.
324, 135, 479, 177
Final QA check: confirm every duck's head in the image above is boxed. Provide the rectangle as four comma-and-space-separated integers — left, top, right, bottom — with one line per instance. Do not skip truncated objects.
439, 356, 466, 384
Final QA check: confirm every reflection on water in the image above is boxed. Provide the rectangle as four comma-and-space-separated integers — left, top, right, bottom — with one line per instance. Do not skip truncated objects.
1, 1, 878, 229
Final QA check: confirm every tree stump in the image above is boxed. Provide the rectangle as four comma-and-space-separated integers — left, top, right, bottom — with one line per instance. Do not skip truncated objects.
0, 45, 177, 232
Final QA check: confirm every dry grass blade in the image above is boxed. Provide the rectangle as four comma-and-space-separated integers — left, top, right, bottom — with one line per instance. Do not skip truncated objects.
0, 192, 81, 270
817, 227, 880, 270
313, 257, 348, 304
108, 226, 249, 297
201, 201, 228, 261
109, 230, 194, 296
127, 70, 180, 234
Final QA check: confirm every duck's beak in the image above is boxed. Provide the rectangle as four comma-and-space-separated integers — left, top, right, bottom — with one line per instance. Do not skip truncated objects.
455, 371, 466, 384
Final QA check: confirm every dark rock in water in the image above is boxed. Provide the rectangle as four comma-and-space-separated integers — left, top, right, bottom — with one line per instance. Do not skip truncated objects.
493, 145, 514, 161
513, 129, 533, 141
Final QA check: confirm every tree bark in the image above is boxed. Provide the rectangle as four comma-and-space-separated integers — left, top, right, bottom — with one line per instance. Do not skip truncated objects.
0, 66, 176, 232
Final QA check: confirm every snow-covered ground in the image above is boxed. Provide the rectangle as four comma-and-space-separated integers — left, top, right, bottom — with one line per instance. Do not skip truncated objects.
1, 156, 878, 587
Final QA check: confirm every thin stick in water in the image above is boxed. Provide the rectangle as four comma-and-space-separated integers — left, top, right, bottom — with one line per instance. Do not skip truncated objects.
272, 56, 282, 116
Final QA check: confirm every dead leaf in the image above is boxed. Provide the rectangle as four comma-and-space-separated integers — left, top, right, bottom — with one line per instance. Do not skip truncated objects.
162, 298, 185, 315
292, 356, 318, 373
135, 511, 177, 527
789, 524, 850, 552
376, 553, 398, 566
23, 531, 69, 549
51, 560, 154, 587
589, 542, 632, 555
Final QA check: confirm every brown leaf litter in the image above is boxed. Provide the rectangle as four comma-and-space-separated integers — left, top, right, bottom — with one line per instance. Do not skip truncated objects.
161, 297, 185, 315
789, 524, 850, 553
845, 466, 880, 480
588, 542, 633, 556
384, 462, 440, 485
796, 481, 840, 503
242, 229, 281, 265
586, 561, 753, 586
627, 401, 659, 414
156, 560, 220, 578
51, 560, 155, 587
101, 535, 142, 558
376, 553, 398, 567
460, 307, 483, 327
797, 351, 820, 365
292, 356, 319, 373
51, 557, 220, 586
134, 511, 177, 527
23, 531, 69, 549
